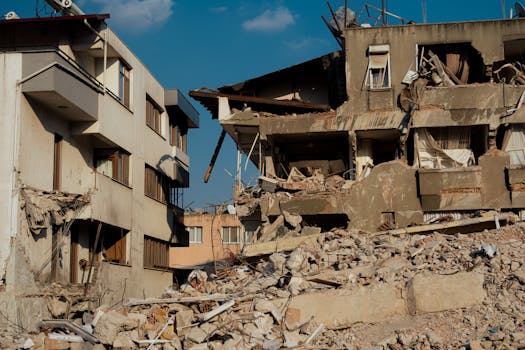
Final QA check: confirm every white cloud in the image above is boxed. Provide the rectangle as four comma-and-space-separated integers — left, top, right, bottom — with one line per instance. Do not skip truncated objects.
284, 37, 327, 50
242, 6, 295, 32
92, 0, 174, 32
210, 6, 228, 13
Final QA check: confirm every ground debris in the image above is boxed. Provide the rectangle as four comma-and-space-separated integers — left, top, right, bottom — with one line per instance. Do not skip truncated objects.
6, 222, 525, 349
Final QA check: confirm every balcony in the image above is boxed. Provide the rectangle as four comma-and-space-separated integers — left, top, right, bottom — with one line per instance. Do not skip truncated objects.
165, 89, 199, 129
21, 51, 101, 122
418, 167, 482, 211
89, 173, 132, 230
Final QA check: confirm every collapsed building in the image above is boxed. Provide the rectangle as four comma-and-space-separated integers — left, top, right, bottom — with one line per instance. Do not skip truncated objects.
191, 17, 525, 238
0, 14, 198, 330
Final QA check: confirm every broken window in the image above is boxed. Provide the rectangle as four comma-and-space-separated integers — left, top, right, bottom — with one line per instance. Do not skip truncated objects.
414, 126, 483, 168
146, 96, 162, 135
367, 45, 391, 89
143, 235, 170, 269
70, 222, 129, 284
356, 131, 400, 179
169, 118, 187, 152
222, 226, 240, 244
101, 226, 128, 264
502, 124, 525, 165
493, 40, 525, 85
95, 149, 130, 186
119, 60, 131, 108
188, 226, 203, 243
418, 43, 486, 85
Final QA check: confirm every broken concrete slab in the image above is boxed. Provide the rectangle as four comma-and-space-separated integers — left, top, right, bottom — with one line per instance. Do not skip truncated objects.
93, 311, 137, 345
175, 310, 194, 336
242, 232, 325, 257
282, 210, 302, 229
285, 285, 406, 329
408, 272, 486, 314
186, 326, 207, 344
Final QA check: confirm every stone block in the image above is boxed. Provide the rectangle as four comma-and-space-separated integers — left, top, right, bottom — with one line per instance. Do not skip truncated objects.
285, 285, 406, 329
408, 272, 486, 314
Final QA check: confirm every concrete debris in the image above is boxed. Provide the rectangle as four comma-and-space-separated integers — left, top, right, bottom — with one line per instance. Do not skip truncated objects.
20, 187, 90, 236
2, 222, 524, 349
187, 270, 207, 290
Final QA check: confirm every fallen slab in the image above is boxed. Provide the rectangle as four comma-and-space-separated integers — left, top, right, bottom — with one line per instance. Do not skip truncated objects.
407, 271, 486, 314
285, 285, 406, 329
242, 233, 325, 257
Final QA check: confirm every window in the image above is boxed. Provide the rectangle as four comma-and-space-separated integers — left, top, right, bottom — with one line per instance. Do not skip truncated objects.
53, 134, 62, 191
188, 226, 203, 243
367, 45, 391, 89
119, 61, 131, 108
145, 165, 177, 205
95, 149, 130, 186
146, 97, 162, 135
222, 226, 240, 244
143, 235, 170, 269
101, 226, 128, 264
169, 120, 187, 152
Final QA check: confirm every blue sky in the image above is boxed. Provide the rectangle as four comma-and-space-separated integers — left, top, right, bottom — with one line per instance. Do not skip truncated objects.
1, 0, 511, 209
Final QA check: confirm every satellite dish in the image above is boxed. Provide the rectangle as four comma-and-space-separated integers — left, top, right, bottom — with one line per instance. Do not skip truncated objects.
515, 2, 525, 17
226, 204, 236, 215
5, 11, 20, 20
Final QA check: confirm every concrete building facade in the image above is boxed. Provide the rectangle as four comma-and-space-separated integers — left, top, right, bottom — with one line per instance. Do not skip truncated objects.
191, 17, 525, 236
170, 212, 244, 269
0, 14, 198, 330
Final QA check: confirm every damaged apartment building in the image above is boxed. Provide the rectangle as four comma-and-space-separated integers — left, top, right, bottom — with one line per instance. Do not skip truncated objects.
0, 14, 198, 329
191, 17, 525, 238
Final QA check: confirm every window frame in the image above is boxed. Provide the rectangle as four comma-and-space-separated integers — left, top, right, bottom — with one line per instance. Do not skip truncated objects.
95, 149, 130, 186
367, 45, 391, 90
119, 60, 131, 108
143, 235, 170, 270
222, 226, 240, 244
146, 96, 163, 137
188, 226, 203, 244
144, 165, 177, 205
169, 120, 187, 152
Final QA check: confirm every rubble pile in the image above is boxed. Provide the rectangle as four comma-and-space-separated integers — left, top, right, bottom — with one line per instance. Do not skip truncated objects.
5, 222, 525, 349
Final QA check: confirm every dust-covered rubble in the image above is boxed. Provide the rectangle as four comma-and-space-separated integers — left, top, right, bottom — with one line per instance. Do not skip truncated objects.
3, 223, 525, 350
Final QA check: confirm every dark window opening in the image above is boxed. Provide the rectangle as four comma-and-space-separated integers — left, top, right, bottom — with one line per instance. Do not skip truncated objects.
70, 221, 128, 284
300, 214, 349, 232
418, 43, 487, 84
271, 132, 350, 179
53, 134, 62, 191
493, 39, 525, 85
371, 139, 400, 164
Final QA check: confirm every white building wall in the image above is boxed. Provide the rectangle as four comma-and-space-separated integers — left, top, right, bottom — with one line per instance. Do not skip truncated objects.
0, 53, 22, 284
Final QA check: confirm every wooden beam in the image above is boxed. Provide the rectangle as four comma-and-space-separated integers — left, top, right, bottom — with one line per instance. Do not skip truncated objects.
204, 130, 226, 183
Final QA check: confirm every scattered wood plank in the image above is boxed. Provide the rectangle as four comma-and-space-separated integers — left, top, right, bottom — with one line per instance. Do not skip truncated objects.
125, 293, 232, 306
242, 233, 325, 257
41, 319, 99, 344
199, 299, 235, 322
